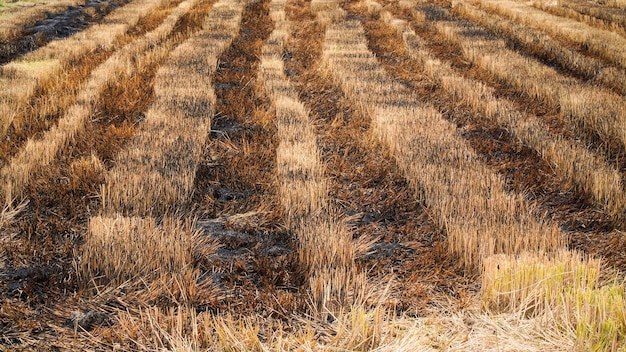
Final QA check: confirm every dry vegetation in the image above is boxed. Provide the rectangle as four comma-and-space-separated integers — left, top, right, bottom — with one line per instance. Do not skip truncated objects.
420, 6, 626, 169
0, 0, 85, 42
1, 0, 626, 349
530, 0, 626, 37
363, 4, 626, 228
452, 1, 626, 95
468, 0, 626, 70
0, 0, 177, 169
0, 0, 197, 201
321, 3, 562, 270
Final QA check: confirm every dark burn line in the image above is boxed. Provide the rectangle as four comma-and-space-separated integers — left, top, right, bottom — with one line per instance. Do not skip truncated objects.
191, 0, 306, 319
284, 0, 474, 315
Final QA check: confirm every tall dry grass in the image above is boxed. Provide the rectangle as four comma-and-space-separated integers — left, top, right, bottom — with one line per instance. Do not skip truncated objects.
0, 0, 168, 142
0, 0, 198, 203
260, 0, 367, 313
482, 251, 626, 351
321, 10, 562, 270
468, 0, 626, 71
102, 0, 244, 216
414, 6, 626, 176
452, 0, 626, 95
372, 7, 626, 224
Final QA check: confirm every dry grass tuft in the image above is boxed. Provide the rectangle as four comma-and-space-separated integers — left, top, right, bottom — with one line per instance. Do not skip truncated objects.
483, 251, 626, 351
81, 216, 196, 288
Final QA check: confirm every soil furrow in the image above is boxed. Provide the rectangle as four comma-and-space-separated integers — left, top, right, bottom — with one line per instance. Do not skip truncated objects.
0, 0, 206, 200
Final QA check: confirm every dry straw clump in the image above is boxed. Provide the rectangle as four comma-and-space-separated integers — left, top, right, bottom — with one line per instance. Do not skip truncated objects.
103, 0, 245, 216
81, 216, 197, 288
482, 251, 626, 351
0, 0, 169, 141
260, 0, 366, 313
376, 8, 625, 224
0, 0, 197, 203
321, 6, 562, 270
416, 5, 626, 176
80, 215, 220, 315
468, 0, 626, 70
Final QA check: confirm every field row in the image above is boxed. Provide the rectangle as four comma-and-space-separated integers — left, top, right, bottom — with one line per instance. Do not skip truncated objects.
0, 0, 625, 349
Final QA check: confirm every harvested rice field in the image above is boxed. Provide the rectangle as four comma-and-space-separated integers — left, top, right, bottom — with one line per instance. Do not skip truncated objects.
0, 0, 625, 350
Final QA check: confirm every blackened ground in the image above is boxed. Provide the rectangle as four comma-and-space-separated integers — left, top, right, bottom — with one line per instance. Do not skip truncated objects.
191, 0, 308, 322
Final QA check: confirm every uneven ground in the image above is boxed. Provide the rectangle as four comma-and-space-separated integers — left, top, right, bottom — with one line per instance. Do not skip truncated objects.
0, 0, 625, 350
